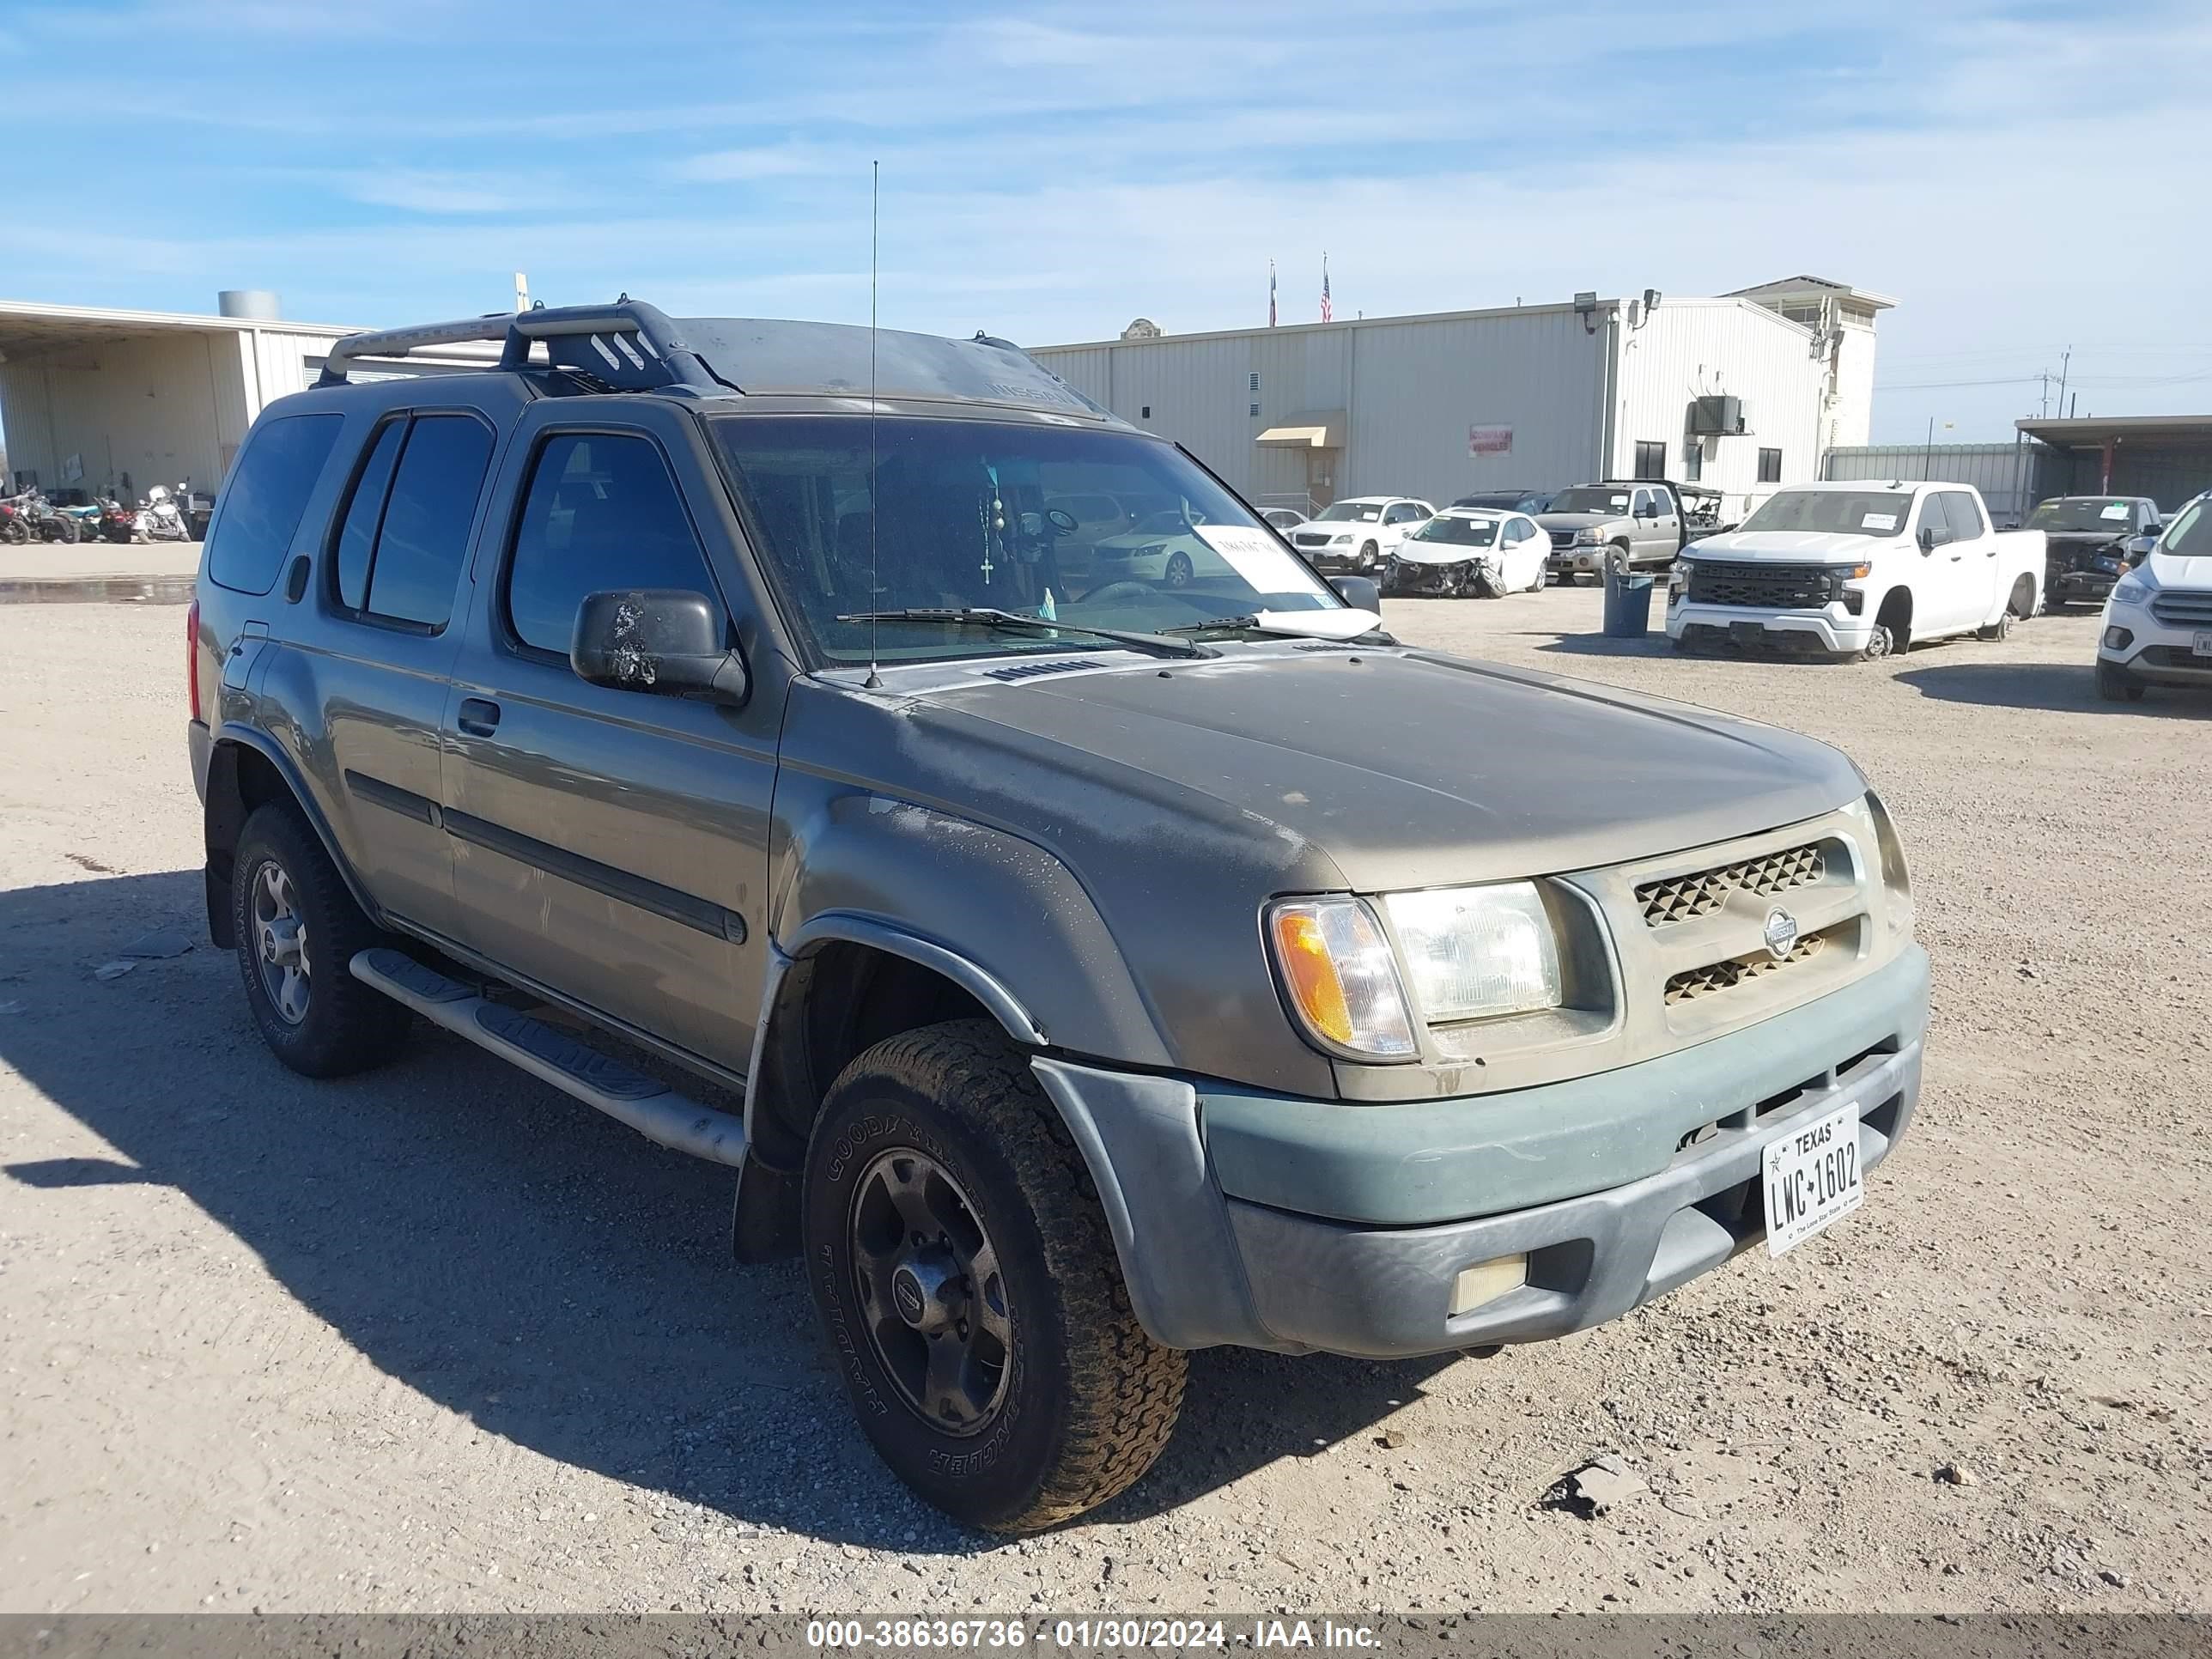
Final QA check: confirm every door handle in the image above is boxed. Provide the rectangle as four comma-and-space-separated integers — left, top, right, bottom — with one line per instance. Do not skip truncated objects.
457, 697, 501, 738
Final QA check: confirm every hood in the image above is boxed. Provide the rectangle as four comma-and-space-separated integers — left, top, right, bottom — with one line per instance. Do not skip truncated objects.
2144, 550, 2212, 591
1687, 529, 1892, 562
1396, 536, 1498, 565
2043, 529, 2131, 553
1535, 511, 1621, 532
896, 647, 1863, 890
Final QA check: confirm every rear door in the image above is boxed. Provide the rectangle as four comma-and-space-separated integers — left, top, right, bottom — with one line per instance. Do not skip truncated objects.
439, 401, 780, 1074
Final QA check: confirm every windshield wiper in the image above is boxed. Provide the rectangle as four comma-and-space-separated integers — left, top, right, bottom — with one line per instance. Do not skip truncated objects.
835, 607, 1215, 659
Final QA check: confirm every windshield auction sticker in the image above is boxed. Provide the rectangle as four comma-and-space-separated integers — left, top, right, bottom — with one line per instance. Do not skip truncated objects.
1195, 524, 1321, 593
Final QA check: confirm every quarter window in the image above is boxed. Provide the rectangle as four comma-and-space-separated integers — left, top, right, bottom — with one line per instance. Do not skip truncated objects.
504, 432, 721, 656
327, 414, 494, 629
206, 413, 343, 595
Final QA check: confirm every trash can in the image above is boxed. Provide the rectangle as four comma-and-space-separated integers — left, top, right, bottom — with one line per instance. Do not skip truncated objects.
1601, 559, 1657, 639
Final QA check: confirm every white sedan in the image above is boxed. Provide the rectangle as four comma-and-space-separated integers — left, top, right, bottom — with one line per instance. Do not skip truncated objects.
1282, 495, 1434, 574
1087, 507, 1226, 589
1383, 508, 1548, 597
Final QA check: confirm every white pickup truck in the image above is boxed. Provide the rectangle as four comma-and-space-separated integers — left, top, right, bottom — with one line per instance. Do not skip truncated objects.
1666, 480, 2045, 661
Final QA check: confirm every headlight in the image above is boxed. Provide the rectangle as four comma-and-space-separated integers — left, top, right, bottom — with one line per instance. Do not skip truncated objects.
1574, 528, 1604, 544
1330, 532, 1352, 545
1382, 883, 1561, 1024
1844, 792, 1913, 936
2110, 574, 2155, 608
1829, 562, 1873, 581
1267, 898, 1417, 1060
1135, 542, 1166, 557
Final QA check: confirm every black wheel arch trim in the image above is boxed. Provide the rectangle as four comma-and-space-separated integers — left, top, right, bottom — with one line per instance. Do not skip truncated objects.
205, 724, 385, 946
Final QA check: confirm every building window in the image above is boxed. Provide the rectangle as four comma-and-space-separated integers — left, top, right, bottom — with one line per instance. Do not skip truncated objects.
1633, 441, 1667, 480
1757, 447, 1784, 483
1249, 403, 1261, 417
1249, 372, 1260, 392
1682, 441, 1703, 482
1139, 405, 1151, 420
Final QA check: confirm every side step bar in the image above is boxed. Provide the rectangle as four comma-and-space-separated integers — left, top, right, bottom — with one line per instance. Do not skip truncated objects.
349, 948, 749, 1167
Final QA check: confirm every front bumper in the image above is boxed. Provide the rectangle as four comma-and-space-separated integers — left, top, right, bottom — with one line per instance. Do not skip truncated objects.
2098, 603, 2212, 684
1297, 544, 1367, 572
2052, 568, 2120, 604
1388, 559, 1483, 595
1034, 944, 1929, 1359
1668, 599, 1869, 653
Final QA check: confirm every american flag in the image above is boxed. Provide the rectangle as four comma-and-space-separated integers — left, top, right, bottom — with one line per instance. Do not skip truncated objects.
1321, 255, 1333, 323
1268, 260, 1277, 327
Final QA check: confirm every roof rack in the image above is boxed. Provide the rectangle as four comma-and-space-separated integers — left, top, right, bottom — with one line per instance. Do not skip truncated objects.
319, 300, 726, 393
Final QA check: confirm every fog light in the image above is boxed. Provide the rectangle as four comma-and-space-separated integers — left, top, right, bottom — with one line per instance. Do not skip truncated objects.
2103, 626, 2133, 651
1843, 589, 1865, 616
1449, 1254, 1528, 1316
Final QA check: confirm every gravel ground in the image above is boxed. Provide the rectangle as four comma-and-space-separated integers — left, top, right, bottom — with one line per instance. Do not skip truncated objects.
2, 589, 2207, 1616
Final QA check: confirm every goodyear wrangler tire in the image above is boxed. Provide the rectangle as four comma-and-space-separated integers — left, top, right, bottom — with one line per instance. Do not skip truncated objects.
802, 1018, 1187, 1533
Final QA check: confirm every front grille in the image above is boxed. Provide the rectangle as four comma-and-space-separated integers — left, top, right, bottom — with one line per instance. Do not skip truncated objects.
1636, 841, 1825, 926
1665, 928, 1832, 1006
2149, 592, 2212, 625
1686, 561, 1839, 611
2140, 645, 2212, 670
1293, 532, 1333, 549
1547, 530, 1577, 550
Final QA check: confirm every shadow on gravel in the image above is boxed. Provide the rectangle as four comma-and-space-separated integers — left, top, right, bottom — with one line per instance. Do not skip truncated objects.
1896, 660, 2212, 718
0, 868, 1441, 1551
1530, 633, 1677, 659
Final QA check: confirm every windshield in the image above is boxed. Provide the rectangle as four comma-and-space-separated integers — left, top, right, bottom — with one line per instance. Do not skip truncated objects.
1548, 487, 1632, 514
2163, 498, 2209, 556
709, 415, 1340, 665
2028, 498, 2137, 532
1316, 501, 1384, 522
1735, 489, 1915, 538
1409, 516, 1499, 547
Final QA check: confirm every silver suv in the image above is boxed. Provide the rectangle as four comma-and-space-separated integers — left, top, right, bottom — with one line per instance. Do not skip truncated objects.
191, 301, 1929, 1532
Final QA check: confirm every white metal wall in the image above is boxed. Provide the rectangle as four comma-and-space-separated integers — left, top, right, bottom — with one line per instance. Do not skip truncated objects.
1609, 300, 1827, 520
1824, 442, 2053, 526
0, 330, 253, 495
1032, 305, 1610, 509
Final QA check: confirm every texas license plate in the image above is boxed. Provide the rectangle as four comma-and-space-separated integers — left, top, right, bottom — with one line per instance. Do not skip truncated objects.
2193, 632, 2212, 658
1762, 1103, 1864, 1256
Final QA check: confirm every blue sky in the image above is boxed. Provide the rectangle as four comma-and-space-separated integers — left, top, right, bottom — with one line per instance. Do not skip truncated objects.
5, 0, 2208, 442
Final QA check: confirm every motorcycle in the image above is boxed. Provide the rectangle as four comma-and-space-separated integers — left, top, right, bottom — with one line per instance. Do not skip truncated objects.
21, 491, 82, 544
0, 492, 33, 545
139, 483, 191, 543
97, 493, 140, 544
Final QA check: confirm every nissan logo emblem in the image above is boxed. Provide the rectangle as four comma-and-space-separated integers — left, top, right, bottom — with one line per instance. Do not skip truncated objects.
1763, 908, 1800, 961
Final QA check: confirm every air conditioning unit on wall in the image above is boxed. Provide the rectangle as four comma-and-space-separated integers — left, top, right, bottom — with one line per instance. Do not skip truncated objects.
1688, 395, 1747, 436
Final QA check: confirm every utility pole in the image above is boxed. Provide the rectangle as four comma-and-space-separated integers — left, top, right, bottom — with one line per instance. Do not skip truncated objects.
2056, 346, 2071, 417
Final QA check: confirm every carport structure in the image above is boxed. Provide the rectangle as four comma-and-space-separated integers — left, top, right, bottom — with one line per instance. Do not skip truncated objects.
2016, 415, 2212, 513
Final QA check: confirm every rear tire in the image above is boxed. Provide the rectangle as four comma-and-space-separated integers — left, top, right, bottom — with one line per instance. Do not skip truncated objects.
803, 1019, 1187, 1533
1976, 611, 2011, 642
230, 803, 410, 1077
2096, 659, 2145, 703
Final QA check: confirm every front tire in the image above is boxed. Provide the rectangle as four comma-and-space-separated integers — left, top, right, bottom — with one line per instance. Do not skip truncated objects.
230, 803, 410, 1077
1162, 551, 1194, 588
803, 1020, 1187, 1533
1857, 623, 1896, 662
1359, 541, 1379, 571
2096, 659, 2145, 702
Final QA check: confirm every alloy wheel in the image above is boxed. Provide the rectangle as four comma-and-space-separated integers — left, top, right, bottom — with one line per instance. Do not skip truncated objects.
250, 857, 311, 1024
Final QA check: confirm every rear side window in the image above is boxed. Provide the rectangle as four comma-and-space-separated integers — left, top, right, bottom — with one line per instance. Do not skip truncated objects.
206, 413, 343, 594
503, 432, 720, 656
328, 415, 494, 629
1940, 492, 1985, 542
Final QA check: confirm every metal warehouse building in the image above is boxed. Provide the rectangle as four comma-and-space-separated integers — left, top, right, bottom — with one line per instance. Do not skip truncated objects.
1031, 276, 1890, 521
0, 294, 382, 500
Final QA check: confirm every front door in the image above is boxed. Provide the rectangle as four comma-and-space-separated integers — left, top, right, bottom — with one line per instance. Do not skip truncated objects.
440, 405, 779, 1075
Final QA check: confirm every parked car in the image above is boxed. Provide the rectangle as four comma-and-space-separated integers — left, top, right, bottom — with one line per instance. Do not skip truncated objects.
1260, 507, 1307, 532
191, 300, 1928, 1534
2027, 495, 2163, 610
1666, 481, 2044, 661
1538, 480, 1700, 579
1385, 508, 1547, 596
2096, 489, 2211, 702
1283, 495, 1434, 574
1085, 504, 1228, 589
1451, 489, 1553, 515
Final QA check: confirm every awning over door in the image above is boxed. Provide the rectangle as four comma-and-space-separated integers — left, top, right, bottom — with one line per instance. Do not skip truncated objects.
1256, 410, 1346, 449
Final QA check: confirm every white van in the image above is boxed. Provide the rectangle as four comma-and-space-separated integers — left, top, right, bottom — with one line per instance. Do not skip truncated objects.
1666, 481, 2045, 661
2096, 489, 2212, 702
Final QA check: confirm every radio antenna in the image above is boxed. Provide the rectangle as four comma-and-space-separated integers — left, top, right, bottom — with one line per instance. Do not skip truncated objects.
864, 160, 883, 690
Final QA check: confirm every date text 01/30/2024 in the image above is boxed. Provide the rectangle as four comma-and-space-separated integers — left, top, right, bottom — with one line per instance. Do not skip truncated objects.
804, 1620, 1380, 1650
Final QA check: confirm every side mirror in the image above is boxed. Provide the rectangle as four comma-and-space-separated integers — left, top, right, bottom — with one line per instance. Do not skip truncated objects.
1917, 526, 1936, 553
571, 589, 748, 706
1329, 574, 1381, 610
